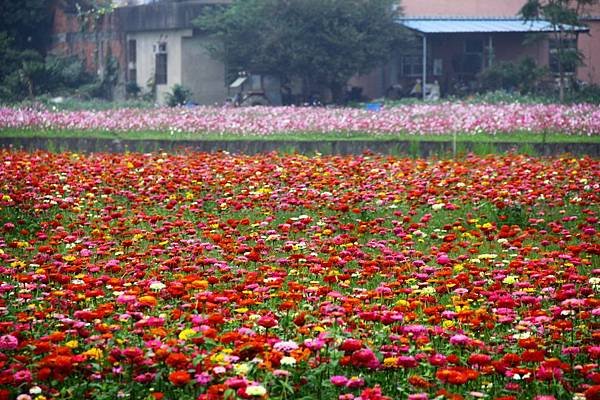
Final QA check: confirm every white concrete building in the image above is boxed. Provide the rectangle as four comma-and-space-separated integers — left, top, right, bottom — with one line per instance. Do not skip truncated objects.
119, 1, 230, 105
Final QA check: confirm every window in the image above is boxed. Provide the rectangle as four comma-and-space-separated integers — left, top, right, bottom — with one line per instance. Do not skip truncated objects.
155, 42, 167, 85
401, 55, 423, 77
549, 37, 577, 75
127, 39, 137, 83
455, 38, 483, 75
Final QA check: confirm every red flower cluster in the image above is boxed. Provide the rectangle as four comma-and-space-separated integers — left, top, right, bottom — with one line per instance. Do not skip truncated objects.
0, 150, 597, 399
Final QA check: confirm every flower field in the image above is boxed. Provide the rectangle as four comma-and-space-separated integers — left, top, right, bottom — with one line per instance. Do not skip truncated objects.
0, 150, 599, 400
1, 103, 600, 136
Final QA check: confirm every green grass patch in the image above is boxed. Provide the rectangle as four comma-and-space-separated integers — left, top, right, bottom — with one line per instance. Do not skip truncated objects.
1, 127, 599, 143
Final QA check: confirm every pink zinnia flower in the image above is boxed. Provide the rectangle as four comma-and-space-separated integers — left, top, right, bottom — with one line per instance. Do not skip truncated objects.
330, 375, 348, 386
449, 334, 470, 346
0, 334, 18, 350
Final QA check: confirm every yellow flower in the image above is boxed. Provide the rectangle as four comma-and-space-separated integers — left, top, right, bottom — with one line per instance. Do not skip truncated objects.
453, 264, 464, 273
233, 363, 250, 375
383, 357, 397, 367
443, 320, 455, 329
65, 340, 79, 349
10, 260, 25, 268
83, 348, 103, 360
179, 328, 198, 340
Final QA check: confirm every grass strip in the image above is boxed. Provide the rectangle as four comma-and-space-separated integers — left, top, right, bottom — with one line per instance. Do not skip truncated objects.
1, 128, 599, 143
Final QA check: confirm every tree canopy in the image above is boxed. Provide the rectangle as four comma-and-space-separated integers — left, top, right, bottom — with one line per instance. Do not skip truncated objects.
195, 0, 406, 103
519, 0, 599, 101
0, 0, 53, 52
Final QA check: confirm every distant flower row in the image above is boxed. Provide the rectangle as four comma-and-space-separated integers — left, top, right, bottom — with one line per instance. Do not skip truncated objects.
1, 103, 599, 136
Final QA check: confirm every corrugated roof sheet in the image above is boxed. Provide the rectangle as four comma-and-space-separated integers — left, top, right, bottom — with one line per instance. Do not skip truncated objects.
398, 18, 589, 34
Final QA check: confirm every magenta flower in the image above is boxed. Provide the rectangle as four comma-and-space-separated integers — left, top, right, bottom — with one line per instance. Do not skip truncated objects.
330, 375, 348, 386
0, 334, 18, 350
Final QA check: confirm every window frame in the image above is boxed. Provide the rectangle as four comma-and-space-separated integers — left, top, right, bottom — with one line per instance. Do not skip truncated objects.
127, 39, 137, 84
155, 42, 168, 85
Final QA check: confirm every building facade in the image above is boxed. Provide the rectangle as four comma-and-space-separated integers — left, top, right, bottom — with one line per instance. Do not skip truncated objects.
353, 0, 600, 99
49, 0, 230, 105
49, 0, 600, 104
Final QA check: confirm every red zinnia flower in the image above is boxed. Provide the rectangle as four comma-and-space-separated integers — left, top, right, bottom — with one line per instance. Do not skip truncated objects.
257, 315, 277, 329
169, 370, 191, 386
585, 385, 600, 400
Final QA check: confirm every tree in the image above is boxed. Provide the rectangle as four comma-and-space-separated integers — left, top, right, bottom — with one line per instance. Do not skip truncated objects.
196, 0, 406, 104
0, 0, 52, 52
520, 0, 598, 102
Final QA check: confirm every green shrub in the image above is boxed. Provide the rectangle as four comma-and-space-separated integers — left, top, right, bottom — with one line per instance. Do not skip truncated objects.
478, 58, 548, 95
567, 83, 600, 104
126, 82, 141, 99
165, 84, 192, 107
45, 55, 92, 89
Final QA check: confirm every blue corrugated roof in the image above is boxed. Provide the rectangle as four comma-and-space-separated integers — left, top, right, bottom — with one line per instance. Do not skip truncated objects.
398, 18, 589, 34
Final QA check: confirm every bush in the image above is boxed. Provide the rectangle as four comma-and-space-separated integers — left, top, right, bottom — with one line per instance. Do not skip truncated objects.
479, 58, 548, 95
567, 83, 600, 104
125, 82, 141, 99
165, 84, 192, 107
0, 52, 95, 101
463, 90, 553, 104
45, 55, 92, 89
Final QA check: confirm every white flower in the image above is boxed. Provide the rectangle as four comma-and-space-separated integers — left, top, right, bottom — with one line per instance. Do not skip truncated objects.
280, 356, 297, 366
29, 386, 42, 395
149, 281, 166, 291
245, 384, 267, 396
432, 203, 444, 210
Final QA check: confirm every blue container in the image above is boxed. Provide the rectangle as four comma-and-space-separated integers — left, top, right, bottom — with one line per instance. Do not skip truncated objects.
365, 103, 382, 112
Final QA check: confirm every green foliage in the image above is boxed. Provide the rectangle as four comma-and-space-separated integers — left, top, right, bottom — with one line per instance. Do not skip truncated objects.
195, 0, 406, 103
0, 0, 52, 52
126, 82, 142, 99
165, 84, 192, 107
478, 58, 549, 94
99, 55, 119, 100
519, 0, 599, 101
567, 83, 600, 104
479, 202, 531, 228
46, 55, 91, 88
0, 53, 95, 101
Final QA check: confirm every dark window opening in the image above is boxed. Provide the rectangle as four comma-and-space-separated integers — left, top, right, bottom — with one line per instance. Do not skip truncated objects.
455, 38, 484, 75
155, 43, 167, 85
127, 39, 137, 83
401, 55, 423, 77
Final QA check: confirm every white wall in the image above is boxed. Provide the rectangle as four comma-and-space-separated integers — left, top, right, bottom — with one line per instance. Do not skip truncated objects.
127, 29, 192, 105
181, 36, 228, 105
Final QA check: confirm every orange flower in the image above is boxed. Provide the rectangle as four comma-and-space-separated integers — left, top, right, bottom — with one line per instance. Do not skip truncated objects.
166, 352, 189, 369
168, 370, 191, 386
408, 374, 432, 388
138, 295, 157, 307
